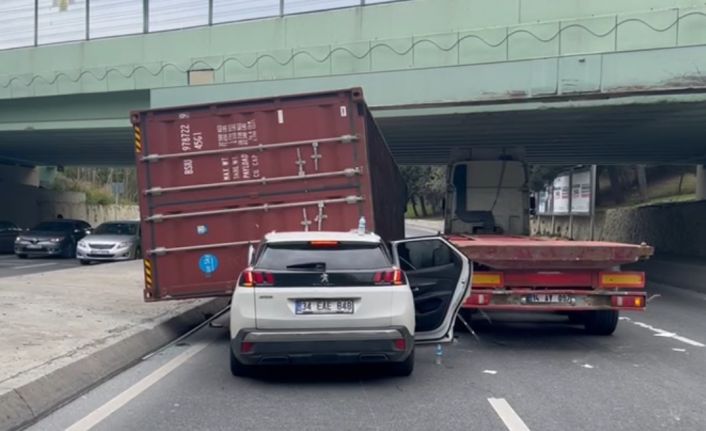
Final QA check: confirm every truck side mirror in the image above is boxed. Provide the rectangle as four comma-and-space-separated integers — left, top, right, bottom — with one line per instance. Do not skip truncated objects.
529, 196, 537, 216
247, 244, 255, 265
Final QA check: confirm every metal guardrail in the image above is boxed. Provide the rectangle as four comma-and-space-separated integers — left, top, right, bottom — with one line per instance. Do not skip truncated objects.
0, 0, 401, 51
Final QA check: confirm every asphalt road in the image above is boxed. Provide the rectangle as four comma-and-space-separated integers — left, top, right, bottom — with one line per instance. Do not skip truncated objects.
0, 254, 82, 278
22, 224, 706, 431
27, 281, 706, 431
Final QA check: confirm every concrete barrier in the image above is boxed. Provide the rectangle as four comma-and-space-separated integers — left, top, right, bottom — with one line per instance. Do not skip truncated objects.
532, 201, 706, 258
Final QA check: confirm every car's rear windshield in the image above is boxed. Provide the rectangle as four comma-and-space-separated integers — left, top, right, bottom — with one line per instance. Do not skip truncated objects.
94, 223, 138, 235
256, 242, 391, 271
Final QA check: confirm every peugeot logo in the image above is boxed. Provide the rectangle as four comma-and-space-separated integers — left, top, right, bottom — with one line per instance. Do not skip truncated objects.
320, 273, 330, 284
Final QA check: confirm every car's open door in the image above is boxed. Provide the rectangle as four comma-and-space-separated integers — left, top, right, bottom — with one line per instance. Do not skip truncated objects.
391, 237, 471, 342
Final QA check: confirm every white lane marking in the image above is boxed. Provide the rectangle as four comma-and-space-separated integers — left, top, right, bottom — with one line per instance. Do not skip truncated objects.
672, 348, 687, 352
12, 262, 58, 270
483, 369, 498, 375
66, 341, 211, 431
621, 317, 705, 348
488, 398, 531, 431
582, 364, 594, 369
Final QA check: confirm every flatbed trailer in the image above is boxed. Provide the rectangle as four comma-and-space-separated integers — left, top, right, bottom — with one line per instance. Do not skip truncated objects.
445, 234, 653, 333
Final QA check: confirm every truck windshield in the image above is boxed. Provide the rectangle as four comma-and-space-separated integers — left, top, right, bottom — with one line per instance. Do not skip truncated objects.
256, 242, 391, 271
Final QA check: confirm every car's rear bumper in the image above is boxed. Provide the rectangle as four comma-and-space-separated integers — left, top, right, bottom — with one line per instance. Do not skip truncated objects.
231, 327, 414, 366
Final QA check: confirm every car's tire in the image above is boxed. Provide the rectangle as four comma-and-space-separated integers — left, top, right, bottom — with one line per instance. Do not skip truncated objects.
133, 247, 142, 260
16, 254, 27, 259
79, 260, 91, 266
229, 348, 253, 377
390, 349, 415, 377
584, 310, 619, 335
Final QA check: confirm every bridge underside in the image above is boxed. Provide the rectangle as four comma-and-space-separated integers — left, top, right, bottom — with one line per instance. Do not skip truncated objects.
1, 93, 705, 166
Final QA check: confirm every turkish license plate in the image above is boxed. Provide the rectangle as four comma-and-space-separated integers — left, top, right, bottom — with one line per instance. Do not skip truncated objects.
295, 299, 354, 315
92, 250, 110, 255
26, 244, 42, 250
525, 294, 573, 304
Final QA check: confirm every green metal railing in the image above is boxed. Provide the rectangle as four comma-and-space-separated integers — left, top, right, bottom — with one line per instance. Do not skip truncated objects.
0, 0, 401, 51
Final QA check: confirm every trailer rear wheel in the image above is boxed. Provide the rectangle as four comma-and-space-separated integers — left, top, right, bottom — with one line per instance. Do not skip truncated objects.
584, 310, 619, 335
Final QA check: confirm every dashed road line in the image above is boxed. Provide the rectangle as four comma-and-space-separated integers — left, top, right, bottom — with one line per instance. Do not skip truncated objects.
488, 398, 531, 431
620, 317, 705, 347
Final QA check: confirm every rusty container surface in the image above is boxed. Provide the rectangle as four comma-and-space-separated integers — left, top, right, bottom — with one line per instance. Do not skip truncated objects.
132, 88, 405, 301
447, 235, 654, 270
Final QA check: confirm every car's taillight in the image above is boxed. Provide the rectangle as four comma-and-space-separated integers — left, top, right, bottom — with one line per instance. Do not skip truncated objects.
240, 341, 255, 354
241, 270, 275, 287
374, 269, 404, 286
393, 338, 406, 351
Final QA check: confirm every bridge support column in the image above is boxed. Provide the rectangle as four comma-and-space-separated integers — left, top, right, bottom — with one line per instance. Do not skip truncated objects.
697, 165, 706, 201
0, 164, 39, 186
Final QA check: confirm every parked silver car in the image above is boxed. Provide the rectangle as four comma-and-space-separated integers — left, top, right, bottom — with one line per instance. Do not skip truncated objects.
76, 221, 141, 265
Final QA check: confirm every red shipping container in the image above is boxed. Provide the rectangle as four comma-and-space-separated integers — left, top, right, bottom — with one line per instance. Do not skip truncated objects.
132, 88, 406, 301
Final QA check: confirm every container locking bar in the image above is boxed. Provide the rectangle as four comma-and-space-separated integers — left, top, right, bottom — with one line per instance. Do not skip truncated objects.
145, 167, 361, 196
146, 196, 364, 222
141, 135, 358, 162
150, 239, 260, 256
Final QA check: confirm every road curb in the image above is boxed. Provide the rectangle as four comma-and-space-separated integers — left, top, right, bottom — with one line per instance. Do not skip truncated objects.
0, 297, 228, 431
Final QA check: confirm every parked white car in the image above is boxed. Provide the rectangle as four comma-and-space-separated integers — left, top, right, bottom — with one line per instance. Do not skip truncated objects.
229, 231, 471, 377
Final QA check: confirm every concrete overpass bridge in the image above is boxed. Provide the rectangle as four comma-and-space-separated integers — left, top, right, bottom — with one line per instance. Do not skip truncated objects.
1, 0, 706, 169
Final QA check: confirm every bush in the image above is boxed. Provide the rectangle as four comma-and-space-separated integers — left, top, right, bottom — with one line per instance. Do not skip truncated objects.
85, 189, 113, 205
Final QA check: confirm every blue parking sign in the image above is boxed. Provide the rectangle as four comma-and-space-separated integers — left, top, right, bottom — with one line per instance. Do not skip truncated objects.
198, 254, 219, 275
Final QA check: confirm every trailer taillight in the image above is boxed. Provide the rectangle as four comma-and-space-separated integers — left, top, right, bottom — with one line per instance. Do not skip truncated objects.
374, 269, 405, 285
241, 270, 275, 287
467, 293, 491, 306
472, 272, 504, 288
611, 295, 646, 309
599, 272, 645, 289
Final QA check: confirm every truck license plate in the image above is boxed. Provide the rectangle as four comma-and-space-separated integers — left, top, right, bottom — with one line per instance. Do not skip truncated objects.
526, 294, 572, 304
295, 299, 354, 315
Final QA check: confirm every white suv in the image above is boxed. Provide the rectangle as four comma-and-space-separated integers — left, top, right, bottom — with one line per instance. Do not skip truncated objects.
229, 231, 471, 377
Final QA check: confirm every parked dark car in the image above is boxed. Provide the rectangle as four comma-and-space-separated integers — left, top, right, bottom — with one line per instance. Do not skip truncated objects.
0, 221, 22, 254
14, 219, 92, 259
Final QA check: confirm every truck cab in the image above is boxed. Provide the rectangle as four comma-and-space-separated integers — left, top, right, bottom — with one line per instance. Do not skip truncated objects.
444, 159, 530, 236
